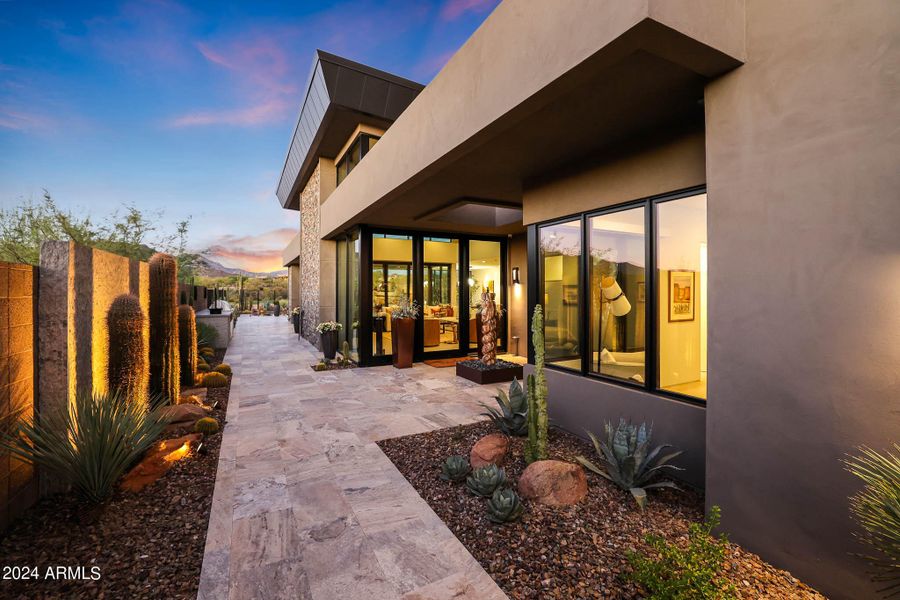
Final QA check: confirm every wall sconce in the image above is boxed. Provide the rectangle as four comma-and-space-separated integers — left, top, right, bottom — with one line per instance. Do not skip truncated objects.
512, 267, 520, 285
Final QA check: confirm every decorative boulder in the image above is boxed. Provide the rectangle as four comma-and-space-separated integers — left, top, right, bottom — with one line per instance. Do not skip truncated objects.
160, 403, 208, 425
470, 433, 509, 468
121, 434, 201, 492
518, 460, 588, 506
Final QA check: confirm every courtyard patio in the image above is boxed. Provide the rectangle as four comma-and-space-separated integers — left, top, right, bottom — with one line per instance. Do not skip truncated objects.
197, 315, 508, 600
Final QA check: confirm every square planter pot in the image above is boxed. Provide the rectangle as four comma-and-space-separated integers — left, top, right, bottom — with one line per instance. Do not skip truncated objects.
456, 361, 523, 385
391, 317, 414, 369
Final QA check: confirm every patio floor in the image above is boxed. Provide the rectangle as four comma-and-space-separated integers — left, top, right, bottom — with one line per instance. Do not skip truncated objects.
197, 316, 508, 600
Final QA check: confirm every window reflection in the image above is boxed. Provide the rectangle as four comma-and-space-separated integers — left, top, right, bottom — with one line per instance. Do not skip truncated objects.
539, 220, 581, 370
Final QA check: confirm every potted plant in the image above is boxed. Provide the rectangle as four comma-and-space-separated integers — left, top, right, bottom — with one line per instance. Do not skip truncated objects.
315, 321, 342, 360
391, 297, 420, 369
292, 307, 301, 334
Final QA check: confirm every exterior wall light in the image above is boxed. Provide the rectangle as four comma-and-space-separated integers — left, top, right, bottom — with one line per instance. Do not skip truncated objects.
512, 267, 520, 285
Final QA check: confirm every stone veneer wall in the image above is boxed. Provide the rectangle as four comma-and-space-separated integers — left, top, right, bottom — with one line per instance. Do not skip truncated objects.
299, 164, 321, 347
0, 262, 39, 531
38, 241, 149, 493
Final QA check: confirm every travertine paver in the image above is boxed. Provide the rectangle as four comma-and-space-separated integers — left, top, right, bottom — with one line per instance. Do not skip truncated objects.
198, 316, 508, 600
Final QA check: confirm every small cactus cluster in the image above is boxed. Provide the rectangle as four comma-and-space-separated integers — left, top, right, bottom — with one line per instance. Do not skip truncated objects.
486, 488, 524, 523
106, 293, 149, 408
149, 253, 180, 403
202, 371, 228, 388
193, 416, 220, 435
213, 363, 232, 376
466, 464, 507, 497
178, 304, 197, 386
440, 455, 471, 482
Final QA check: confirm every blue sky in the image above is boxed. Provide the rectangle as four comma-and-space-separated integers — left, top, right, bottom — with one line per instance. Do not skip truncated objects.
0, 0, 499, 272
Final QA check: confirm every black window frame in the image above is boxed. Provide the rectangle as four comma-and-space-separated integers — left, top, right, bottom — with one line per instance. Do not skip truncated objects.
336, 132, 381, 186
529, 185, 707, 407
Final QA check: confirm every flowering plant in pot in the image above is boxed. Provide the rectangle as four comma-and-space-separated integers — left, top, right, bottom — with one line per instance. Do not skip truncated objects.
315, 321, 343, 360
291, 307, 301, 334
390, 297, 420, 369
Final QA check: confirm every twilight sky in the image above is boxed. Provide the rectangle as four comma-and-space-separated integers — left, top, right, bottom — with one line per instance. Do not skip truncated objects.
0, 0, 499, 272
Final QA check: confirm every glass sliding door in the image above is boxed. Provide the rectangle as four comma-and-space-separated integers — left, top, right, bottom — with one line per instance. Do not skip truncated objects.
371, 234, 412, 357
423, 237, 460, 353
468, 239, 504, 353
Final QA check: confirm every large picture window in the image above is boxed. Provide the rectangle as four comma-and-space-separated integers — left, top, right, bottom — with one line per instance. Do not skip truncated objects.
532, 189, 707, 403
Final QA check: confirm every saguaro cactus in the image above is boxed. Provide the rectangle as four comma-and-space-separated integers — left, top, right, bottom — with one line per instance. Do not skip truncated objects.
525, 304, 548, 463
149, 253, 180, 403
106, 293, 148, 407
480, 290, 497, 366
178, 304, 197, 387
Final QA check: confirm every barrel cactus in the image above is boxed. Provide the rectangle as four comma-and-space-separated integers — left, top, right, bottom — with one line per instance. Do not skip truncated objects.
196, 363, 210, 373
106, 294, 149, 407
202, 371, 228, 388
440, 455, 471, 482
193, 417, 220, 435
213, 363, 232, 377
149, 253, 180, 403
178, 305, 197, 386
466, 464, 507, 497
486, 488, 525, 523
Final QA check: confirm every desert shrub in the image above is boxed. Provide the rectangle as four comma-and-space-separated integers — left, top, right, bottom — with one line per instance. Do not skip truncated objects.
213, 363, 232, 377
627, 505, 737, 599
845, 445, 900, 595
202, 371, 228, 388
196, 321, 218, 349
178, 305, 197, 386
106, 294, 148, 407
149, 253, 180, 403
0, 390, 166, 502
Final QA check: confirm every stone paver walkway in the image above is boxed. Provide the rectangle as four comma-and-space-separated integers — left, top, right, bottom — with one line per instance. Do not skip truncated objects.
198, 316, 507, 600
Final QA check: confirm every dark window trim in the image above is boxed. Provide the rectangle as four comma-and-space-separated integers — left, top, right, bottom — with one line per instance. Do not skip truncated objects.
531, 185, 707, 408
336, 132, 382, 186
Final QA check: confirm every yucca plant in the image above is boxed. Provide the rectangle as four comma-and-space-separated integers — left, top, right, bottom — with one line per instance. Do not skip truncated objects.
466, 464, 507, 497
480, 377, 528, 436
575, 419, 683, 509
486, 488, 525, 523
845, 444, 900, 597
0, 390, 167, 503
440, 455, 471, 482
196, 321, 218, 350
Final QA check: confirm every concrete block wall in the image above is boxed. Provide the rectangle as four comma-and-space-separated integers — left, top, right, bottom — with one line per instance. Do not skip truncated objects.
0, 262, 39, 531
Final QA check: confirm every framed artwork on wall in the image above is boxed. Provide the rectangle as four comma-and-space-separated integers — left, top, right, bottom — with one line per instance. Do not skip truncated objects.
668, 271, 696, 322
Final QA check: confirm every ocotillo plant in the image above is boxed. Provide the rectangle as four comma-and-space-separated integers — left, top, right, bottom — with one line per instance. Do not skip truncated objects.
149, 253, 180, 403
106, 293, 148, 407
177, 304, 197, 386
525, 304, 548, 463
480, 290, 497, 365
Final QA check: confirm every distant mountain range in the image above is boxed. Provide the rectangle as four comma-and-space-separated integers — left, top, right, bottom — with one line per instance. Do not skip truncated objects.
196, 255, 288, 279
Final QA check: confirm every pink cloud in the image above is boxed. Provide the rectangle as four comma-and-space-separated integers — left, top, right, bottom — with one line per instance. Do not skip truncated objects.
0, 107, 54, 132
204, 227, 296, 272
440, 0, 498, 21
412, 49, 456, 79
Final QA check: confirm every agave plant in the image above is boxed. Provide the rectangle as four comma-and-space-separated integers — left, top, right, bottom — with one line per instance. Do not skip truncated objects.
486, 488, 525, 523
480, 378, 528, 436
844, 445, 900, 597
575, 419, 683, 509
466, 464, 507, 497
440, 455, 471, 482
0, 390, 167, 503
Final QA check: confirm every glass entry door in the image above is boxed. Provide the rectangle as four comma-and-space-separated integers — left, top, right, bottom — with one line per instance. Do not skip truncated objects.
422, 237, 460, 354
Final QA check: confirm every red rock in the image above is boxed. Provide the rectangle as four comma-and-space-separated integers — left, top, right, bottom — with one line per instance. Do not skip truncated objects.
160, 403, 208, 424
470, 433, 509, 468
518, 460, 588, 506
120, 434, 201, 492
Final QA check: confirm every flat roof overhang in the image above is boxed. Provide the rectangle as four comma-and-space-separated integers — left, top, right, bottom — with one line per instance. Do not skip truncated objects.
282, 231, 301, 267
319, 0, 745, 239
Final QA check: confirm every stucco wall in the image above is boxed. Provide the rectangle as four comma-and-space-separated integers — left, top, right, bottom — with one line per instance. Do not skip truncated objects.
0, 262, 38, 531
704, 2, 900, 598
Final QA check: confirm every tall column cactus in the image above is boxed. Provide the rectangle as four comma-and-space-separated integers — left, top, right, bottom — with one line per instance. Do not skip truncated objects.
178, 304, 197, 387
149, 253, 180, 403
480, 290, 497, 366
106, 293, 148, 408
525, 304, 549, 463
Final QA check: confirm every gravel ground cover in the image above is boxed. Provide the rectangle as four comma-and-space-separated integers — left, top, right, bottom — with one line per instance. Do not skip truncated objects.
0, 350, 230, 600
377, 420, 825, 600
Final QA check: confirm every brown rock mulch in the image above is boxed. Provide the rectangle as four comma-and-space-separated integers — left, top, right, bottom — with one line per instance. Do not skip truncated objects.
0, 349, 231, 600
377, 421, 825, 600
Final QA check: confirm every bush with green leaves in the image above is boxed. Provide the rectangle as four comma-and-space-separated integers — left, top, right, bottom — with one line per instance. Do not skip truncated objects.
845, 444, 900, 596
486, 488, 524, 523
440, 455, 471, 482
627, 505, 737, 599
575, 419, 682, 509
466, 464, 507, 497
480, 377, 528, 436
0, 390, 166, 503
